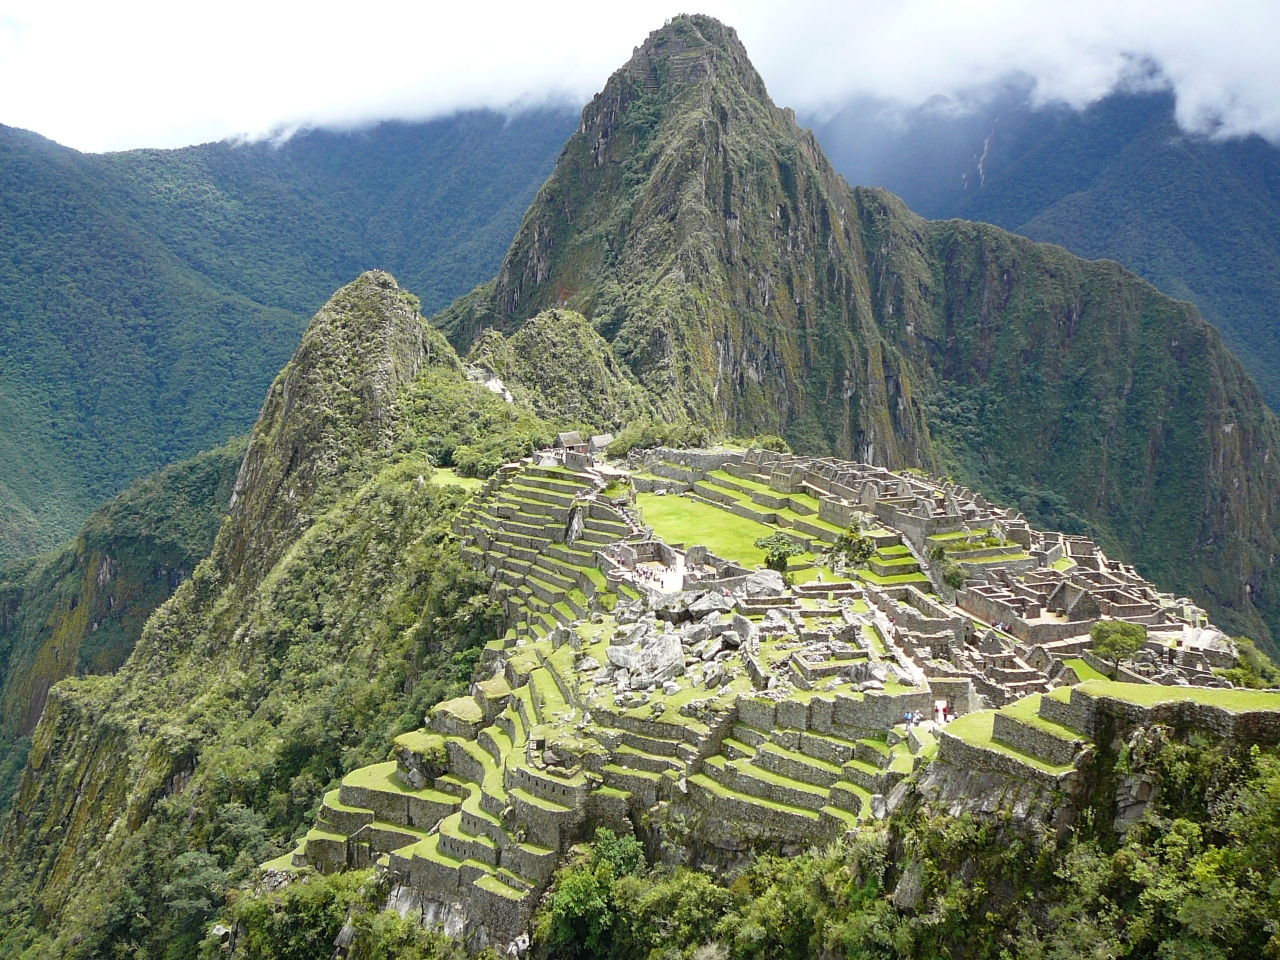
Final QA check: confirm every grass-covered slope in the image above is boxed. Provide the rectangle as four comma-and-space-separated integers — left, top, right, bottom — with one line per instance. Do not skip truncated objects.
0, 272, 562, 958
432, 15, 1280, 649
0, 439, 243, 810
0, 108, 575, 564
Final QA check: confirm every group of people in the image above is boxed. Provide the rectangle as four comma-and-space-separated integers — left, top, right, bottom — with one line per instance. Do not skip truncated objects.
904, 707, 956, 726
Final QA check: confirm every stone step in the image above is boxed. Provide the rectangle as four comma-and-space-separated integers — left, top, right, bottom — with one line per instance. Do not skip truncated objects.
338, 762, 459, 830
686, 773, 823, 834
613, 744, 682, 774
438, 811, 499, 866
854, 739, 893, 769
828, 780, 870, 818
701, 755, 830, 812
752, 742, 842, 788
318, 789, 374, 836
720, 738, 756, 761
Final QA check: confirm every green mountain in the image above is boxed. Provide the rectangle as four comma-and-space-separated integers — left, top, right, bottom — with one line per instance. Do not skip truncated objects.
812, 89, 1280, 409
0, 109, 575, 565
1, 16, 1279, 959
438, 17, 1280, 648
0, 439, 243, 808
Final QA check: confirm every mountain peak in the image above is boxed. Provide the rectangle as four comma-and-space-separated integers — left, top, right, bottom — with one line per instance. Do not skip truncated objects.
619, 15, 766, 102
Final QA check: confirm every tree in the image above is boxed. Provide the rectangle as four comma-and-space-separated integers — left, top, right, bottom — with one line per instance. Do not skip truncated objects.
833, 528, 874, 567
1091, 620, 1146, 675
755, 532, 804, 573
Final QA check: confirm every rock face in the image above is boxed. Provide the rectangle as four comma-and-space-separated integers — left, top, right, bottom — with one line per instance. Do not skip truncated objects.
436, 14, 1280, 647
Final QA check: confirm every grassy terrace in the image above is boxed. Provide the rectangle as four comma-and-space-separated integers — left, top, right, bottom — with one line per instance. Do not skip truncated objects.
1001, 694, 1084, 741
1064, 658, 1109, 682
433, 467, 485, 492
1076, 680, 1280, 712
945, 710, 1076, 775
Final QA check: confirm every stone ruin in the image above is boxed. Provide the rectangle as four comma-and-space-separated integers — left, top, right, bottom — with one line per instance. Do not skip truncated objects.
267, 445, 1260, 951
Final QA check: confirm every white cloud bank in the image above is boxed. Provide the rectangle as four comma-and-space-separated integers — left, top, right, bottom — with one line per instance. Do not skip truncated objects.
0, 0, 1276, 152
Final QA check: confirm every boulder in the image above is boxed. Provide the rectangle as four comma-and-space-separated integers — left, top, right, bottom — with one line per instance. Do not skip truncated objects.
577, 655, 601, 673
738, 569, 786, 598
731, 614, 757, 643
689, 592, 735, 617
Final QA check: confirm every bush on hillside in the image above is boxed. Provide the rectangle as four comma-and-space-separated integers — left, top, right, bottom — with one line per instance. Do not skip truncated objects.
605, 420, 711, 459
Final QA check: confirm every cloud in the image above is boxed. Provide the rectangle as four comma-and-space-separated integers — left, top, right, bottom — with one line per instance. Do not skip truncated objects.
0, 0, 1275, 152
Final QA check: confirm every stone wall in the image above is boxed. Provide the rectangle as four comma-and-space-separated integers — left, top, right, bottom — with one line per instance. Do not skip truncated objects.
991, 713, 1082, 766
936, 730, 1076, 792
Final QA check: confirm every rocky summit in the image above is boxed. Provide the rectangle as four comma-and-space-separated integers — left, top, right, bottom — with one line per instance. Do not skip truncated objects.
1, 14, 1279, 960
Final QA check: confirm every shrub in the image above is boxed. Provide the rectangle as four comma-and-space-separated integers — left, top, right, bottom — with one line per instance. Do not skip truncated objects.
605, 420, 710, 458
833, 528, 874, 567
755, 532, 804, 573
1221, 636, 1280, 688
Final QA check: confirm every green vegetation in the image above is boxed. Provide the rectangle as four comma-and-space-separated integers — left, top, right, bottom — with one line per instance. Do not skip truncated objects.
467, 311, 657, 431
639, 493, 804, 571
1091, 620, 1147, 673
1220, 636, 1280, 689
522, 731, 1280, 960
832, 528, 874, 566
224, 868, 482, 960
605, 420, 713, 459
0, 109, 574, 564
0, 275, 507, 959
754, 532, 804, 574
1077, 679, 1280, 712
1063, 657, 1109, 682
0, 438, 244, 812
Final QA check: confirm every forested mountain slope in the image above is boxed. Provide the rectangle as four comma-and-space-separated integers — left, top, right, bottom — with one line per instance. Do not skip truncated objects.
0, 108, 575, 564
437, 16, 1280, 648
0, 439, 243, 809
0, 272, 552, 958
812, 90, 1280, 409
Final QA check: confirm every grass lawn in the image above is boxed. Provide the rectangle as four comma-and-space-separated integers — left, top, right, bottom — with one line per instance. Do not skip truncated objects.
639, 492, 778, 569
1077, 680, 1280, 713
433, 467, 484, 492
1064, 658, 1109, 682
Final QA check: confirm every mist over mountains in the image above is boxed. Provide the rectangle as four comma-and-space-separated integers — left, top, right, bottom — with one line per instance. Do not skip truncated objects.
812, 87, 1280, 407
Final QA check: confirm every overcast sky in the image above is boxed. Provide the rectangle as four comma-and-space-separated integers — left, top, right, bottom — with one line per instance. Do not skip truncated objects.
1, 0, 1276, 153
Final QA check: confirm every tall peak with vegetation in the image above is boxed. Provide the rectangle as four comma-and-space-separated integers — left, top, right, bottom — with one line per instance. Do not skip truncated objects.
438, 14, 933, 467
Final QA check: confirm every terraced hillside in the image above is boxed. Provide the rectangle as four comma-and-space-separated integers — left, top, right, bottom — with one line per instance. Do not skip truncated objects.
272, 445, 1272, 950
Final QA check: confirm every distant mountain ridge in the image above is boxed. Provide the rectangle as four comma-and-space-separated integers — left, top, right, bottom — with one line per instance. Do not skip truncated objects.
812, 88, 1280, 409
0, 108, 576, 564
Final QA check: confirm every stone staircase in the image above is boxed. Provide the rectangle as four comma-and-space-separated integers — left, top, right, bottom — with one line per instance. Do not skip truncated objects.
454, 460, 632, 643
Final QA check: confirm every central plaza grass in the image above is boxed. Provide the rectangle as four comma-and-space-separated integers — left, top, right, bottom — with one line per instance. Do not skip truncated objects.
638, 492, 782, 570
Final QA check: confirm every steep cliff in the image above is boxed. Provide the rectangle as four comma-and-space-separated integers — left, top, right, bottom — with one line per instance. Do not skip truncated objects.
436, 14, 1280, 647
0, 440, 242, 808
